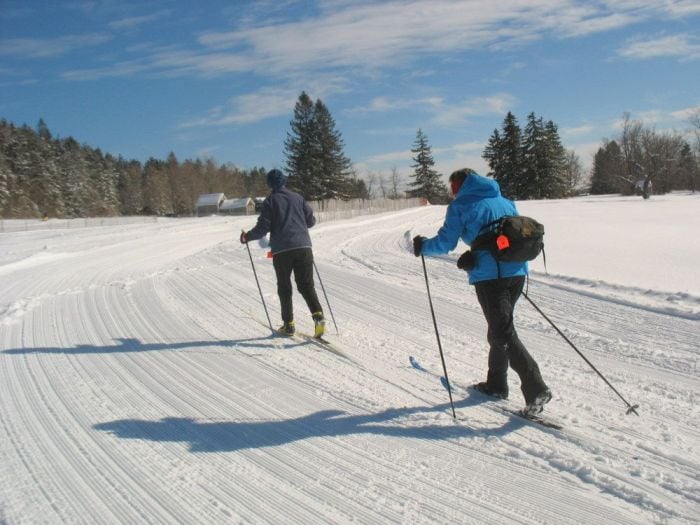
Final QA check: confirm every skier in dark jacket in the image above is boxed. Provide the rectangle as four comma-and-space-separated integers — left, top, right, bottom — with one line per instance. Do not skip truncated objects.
241, 169, 325, 337
413, 168, 551, 416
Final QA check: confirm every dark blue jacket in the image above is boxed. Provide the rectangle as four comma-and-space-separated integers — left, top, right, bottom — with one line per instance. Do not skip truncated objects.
246, 186, 315, 255
421, 173, 527, 284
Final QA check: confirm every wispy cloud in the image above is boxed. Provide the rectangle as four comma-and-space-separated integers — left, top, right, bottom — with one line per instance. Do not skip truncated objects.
617, 33, 700, 61
0, 33, 112, 59
561, 124, 595, 137
108, 10, 172, 31
351, 93, 514, 126
180, 88, 298, 127
179, 76, 349, 127
671, 105, 700, 121
54, 1, 699, 81
430, 94, 516, 126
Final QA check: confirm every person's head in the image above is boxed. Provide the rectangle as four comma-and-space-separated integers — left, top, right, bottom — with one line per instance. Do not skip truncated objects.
449, 168, 477, 196
266, 169, 288, 190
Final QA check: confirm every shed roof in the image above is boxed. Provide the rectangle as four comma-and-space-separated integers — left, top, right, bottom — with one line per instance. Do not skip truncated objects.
196, 193, 225, 206
220, 197, 254, 211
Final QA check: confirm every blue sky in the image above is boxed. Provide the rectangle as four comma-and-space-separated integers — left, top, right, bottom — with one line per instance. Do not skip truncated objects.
1, 0, 699, 187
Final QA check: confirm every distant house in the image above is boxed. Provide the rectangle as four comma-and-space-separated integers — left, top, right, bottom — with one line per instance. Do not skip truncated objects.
220, 197, 256, 215
195, 193, 225, 216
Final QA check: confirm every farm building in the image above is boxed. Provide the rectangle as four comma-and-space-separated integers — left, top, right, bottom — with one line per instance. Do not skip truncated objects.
195, 193, 225, 216
220, 197, 256, 215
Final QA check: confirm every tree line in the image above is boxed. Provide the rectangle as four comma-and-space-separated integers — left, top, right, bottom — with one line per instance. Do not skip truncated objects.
482, 111, 581, 200
0, 92, 373, 219
4, 94, 696, 219
590, 112, 698, 198
0, 118, 272, 219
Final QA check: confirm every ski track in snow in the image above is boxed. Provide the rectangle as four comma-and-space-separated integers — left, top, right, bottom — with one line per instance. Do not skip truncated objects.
1, 202, 699, 524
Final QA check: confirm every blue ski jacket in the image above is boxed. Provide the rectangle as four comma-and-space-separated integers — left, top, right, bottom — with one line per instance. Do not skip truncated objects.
421, 173, 527, 284
246, 186, 315, 255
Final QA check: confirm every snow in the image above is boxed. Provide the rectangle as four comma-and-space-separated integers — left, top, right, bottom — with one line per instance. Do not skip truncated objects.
1, 193, 698, 524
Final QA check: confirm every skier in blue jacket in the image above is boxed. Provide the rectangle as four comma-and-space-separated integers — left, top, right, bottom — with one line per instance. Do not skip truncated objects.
241, 169, 325, 337
413, 168, 551, 416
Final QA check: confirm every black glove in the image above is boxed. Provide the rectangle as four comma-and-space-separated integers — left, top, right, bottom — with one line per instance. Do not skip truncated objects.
457, 250, 475, 271
240, 231, 248, 244
413, 235, 425, 257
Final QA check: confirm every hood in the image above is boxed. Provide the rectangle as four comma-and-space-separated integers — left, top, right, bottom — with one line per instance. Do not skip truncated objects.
456, 173, 501, 201
266, 169, 288, 191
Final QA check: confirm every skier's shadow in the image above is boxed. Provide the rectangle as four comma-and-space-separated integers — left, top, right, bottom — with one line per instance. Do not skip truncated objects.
2, 336, 304, 355
94, 396, 528, 452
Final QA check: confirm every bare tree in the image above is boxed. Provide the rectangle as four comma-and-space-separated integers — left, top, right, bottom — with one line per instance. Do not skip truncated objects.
688, 108, 700, 153
378, 172, 387, 199
389, 166, 402, 199
365, 171, 377, 199
618, 112, 644, 192
563, 149, 584, 195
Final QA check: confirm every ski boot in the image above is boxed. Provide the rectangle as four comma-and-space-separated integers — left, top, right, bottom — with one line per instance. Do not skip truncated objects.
523, 389, 552, 417
473, 382, 509, 400
277, 320, 295, 336
312, 311, 325, 338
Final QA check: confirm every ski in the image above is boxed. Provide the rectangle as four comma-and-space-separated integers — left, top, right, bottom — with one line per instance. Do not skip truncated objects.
409, 356, 468, 393
499, 407, 563, 430
409, 356, 563, 430
276, 330, 350, 360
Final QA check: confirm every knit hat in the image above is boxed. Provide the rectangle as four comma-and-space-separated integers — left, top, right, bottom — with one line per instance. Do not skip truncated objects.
266, 169, 288, 190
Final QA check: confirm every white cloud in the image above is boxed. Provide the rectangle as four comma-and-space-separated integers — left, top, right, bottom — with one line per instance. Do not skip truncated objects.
671, 105, 700, 121
0, 33, 111, 59
430, 94, 517, 126
561, 124, 595, 137
53, 0, 700, 81
108, 10, 172, 31
617, 33, 700, 61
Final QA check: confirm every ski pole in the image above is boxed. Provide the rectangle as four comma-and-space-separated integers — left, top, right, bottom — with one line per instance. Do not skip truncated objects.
313, 260, 339, 335
243, 231, 273, 332
420, 254, 456, 419
522, 291, 640, 416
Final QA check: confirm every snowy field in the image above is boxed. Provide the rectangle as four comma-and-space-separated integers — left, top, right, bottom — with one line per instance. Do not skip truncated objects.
1, 193, 698, 524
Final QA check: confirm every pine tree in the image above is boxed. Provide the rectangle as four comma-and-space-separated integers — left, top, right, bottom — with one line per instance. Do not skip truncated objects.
407, 129, 447, 203
284, 92, 319, 199
520, 113, 545, 199
482, 112, 523, 199
483, 128, 503, 179
314, 99, 352, 199
590, 140, 623, 194
284, 92, 353, 200
542, 120, 568, 198
498, 112, 522, 198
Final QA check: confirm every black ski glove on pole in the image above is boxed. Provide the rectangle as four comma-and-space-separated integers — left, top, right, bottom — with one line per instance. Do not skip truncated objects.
413, 236, 425, 257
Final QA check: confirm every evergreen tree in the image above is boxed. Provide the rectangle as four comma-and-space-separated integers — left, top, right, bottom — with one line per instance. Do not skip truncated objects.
590, 140, 623, 194
542, 120, 568, 198
284, 92, 353, 200
314, 99, 352, 199
518, 114, 568, 199
482, 127, 503, 180
407, 129, 447, 203
520, 113, 546, 199
483, 112, 524, 198
117, 158, 143, 215
284, 92, 319, 199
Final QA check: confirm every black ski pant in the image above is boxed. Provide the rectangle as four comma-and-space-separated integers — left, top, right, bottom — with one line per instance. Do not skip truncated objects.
474, 275, 547, 404
272, 247, 322, 323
